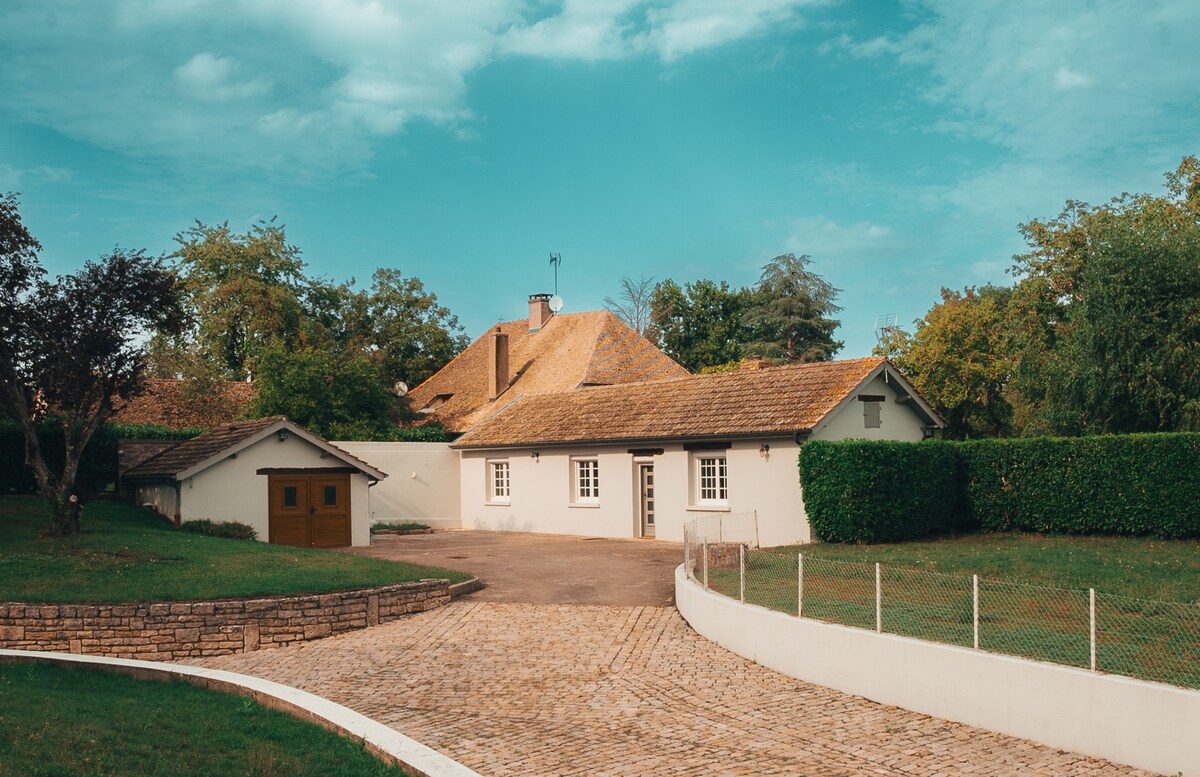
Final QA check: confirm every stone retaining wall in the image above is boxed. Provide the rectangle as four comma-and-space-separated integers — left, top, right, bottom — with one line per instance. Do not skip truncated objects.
0, 579, 450, 661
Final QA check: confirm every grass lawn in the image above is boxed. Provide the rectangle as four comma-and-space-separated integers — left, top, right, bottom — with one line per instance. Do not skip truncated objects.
0, 496, 470, 604
0, 662, 411, 777
701, 532, 1200, 688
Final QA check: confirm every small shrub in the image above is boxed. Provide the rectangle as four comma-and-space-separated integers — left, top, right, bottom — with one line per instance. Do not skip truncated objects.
372, 521, 430, 532
180, 519, 258, 541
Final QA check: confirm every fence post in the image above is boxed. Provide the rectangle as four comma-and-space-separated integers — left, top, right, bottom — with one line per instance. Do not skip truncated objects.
1090, 588, 1096, 672
875, 562, 882, 634
739, 544, 745, 604
797, 553, 804, 619
702, 539, 709, 590
972, 574, 980, 650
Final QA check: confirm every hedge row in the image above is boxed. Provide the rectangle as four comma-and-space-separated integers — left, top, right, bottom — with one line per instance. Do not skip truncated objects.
798, 440, 967, 543
798, 433, 1200, 542
0, 421, 199, 498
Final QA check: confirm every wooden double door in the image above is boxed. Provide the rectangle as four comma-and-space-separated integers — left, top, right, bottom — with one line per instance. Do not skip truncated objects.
268, 473, 351, 548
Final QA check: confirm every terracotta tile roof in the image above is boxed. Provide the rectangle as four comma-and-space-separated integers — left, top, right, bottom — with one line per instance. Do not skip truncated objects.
123, 416, 286, 480
453, 357, 895, 448
406, 311, 688, 434
112, 378, 255, 430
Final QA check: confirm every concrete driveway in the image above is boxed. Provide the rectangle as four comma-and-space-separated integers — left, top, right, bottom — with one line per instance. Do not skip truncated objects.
342, 530, 681, 606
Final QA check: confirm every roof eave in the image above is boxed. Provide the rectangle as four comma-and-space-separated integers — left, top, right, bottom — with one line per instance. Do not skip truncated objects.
451, 429, 807, 451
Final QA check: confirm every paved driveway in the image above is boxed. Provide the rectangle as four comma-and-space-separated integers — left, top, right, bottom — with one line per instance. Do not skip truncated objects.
197, 535, 1145, 777
344, 531, 680, 606
198, 602, 1143, 776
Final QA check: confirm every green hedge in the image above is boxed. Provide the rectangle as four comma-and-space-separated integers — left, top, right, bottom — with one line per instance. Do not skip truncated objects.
0, 421, 199, 498
799, 433, 1200, 542
798, 440, 967, 543
962, 434, 1200, 538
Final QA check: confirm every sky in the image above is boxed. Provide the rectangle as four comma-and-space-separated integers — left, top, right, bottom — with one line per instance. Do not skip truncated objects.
2, 0, 1198, 358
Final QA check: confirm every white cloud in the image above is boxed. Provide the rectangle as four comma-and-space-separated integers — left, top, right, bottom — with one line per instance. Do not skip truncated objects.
0, 0, 823, 176
865, 0, 1200, 161
0, 165, 74, 189
174, 53, 271, 100
784, 215, 895, 264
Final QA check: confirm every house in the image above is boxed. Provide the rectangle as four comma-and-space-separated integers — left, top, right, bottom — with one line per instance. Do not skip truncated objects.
387, 294, 943, 546
122, 416, 386, 548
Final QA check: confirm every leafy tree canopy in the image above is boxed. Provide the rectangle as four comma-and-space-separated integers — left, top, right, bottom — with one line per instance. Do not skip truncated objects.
0, 193, 184, 534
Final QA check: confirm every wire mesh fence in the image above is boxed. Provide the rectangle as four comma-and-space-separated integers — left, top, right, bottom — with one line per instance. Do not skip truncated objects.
682, 522, 1200, 690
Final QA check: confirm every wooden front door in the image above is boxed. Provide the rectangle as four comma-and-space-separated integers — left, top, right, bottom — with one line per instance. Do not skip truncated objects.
268, 474, 351, 548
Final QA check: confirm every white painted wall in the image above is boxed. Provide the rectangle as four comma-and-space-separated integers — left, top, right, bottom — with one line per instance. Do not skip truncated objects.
675, 566, 1200, 777
135, 482, 178, 521
181, 435, 372, 547
459, 437, 811, 545
334, 442, 460, 530
812, 374, 927, 443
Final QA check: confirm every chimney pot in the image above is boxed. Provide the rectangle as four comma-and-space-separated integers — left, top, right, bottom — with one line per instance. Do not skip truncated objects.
528, 293, 553, 332
488, 328, 510, 401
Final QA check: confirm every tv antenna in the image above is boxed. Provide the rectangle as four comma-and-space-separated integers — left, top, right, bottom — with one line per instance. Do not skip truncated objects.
874, 313, 898, 346
549, 252, 562, 295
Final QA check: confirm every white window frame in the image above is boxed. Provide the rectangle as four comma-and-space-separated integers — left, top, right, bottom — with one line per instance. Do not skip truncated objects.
693, 453, 728, 508
487, 459, 510, 505
571, 456, 600, 506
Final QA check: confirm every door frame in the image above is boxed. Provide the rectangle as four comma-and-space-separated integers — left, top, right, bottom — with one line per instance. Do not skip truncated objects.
635, 459, 656, 538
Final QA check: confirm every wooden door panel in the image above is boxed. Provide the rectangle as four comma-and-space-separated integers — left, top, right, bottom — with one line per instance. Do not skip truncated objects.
269, 477, 310, 547
308, 475, 351, 548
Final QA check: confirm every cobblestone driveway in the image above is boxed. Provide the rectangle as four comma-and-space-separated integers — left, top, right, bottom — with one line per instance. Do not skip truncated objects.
195, 601, 1146, 776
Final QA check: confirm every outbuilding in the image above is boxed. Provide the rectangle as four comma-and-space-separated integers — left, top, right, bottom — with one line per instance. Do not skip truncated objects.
122, 416, 386, 548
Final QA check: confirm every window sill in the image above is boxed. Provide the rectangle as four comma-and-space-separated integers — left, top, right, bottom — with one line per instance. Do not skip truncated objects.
687, 504, 730, 512
569, 502, 600, 509
485, 500, 511, 507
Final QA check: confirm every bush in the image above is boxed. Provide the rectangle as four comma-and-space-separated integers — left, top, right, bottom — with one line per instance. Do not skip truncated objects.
799, 440, 968, 543
0, 421, 199, 498
372, 521, 430, 532
962, 433, 1200, 538
180, 519, 258, 541
799, 433, 1200, 543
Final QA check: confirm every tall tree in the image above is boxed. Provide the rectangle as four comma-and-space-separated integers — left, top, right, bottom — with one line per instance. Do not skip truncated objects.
0, 194, 184, 534
1008, 156, 1200, 435
648, 278, 752, 372
604, 275, 656, 336
247, 343, 403, 440
173, 219, 307, 379
875, 286, 1014, 439
743, 254, 842, 362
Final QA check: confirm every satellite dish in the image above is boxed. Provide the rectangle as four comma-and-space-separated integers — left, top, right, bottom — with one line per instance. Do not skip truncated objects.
393, 381, 409, 397
548, 294, 564, 313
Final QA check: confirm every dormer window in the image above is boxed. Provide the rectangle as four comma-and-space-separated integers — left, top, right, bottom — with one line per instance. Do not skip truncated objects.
420, 393, 453, 413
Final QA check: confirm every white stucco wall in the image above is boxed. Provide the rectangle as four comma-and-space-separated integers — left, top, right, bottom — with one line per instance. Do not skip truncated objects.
333, 442, 460, 530
811, 374, 928, 443
180, 435, 372, 547
459, 437, 811, 545
676, 566, 1200, 777
135, 482, 178, 521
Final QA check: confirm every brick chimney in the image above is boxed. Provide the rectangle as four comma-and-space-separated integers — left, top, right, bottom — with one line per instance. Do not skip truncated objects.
739, 356, 769, 372
488, 327, 509, 401
528, 293, 553, 332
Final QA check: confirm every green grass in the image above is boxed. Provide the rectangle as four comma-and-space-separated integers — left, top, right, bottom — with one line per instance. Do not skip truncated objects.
700, 532, 1200, 688
0, 662, 412, 777
0, 496, 470, 604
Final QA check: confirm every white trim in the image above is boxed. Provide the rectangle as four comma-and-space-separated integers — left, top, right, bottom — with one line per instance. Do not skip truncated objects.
0, 650, 481, 777
175, 419, 388, 482
570, 456, 600, 505
691, 452, 728, 508
485, 458, 510, 505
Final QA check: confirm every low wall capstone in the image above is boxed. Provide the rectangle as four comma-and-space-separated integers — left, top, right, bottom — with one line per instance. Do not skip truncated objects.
0, 579, 450, 661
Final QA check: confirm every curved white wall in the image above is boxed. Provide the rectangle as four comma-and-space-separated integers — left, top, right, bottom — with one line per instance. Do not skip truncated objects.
675, 565, 1200, 777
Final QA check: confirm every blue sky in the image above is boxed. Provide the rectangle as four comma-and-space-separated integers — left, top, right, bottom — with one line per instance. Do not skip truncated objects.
2, 0, 1198, 358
